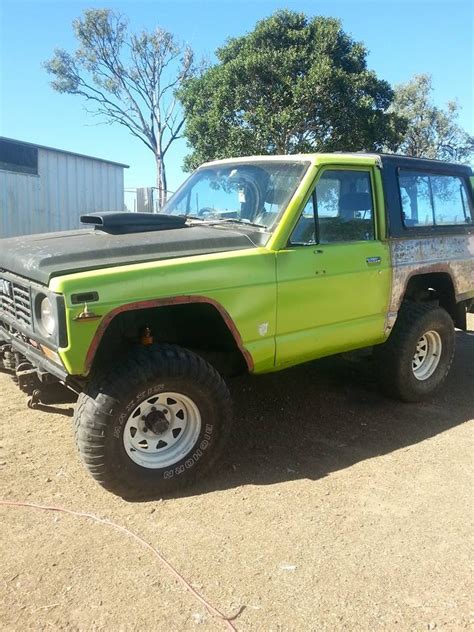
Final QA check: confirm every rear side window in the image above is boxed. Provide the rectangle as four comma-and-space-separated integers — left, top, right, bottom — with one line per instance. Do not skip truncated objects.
398, 169, 473, 227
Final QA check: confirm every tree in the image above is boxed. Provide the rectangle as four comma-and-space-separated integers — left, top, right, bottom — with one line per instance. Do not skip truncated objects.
45, 9, 196, 208
390, 74, 474, 162
179, 10, 403, 170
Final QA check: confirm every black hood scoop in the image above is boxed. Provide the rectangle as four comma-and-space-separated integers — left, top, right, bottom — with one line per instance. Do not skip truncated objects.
0, 223, 259, 284
80, 212, 187, 234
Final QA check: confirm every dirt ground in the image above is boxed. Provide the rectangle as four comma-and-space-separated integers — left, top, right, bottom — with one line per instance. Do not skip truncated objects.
1, 316, 473, 631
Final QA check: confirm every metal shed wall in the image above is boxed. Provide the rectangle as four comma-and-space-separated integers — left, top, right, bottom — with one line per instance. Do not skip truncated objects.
0, 146, 125, 238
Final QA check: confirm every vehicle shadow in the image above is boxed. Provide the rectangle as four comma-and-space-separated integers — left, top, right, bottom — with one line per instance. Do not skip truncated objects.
8, 330, 470, 500
189, 328, 473, 497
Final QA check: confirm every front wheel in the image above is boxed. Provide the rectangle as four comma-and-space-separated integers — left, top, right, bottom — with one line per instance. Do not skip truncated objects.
74, 345, 233, 499
374, 303, 455, 402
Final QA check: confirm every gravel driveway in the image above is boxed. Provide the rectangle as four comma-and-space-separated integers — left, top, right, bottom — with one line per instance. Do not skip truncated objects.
1, 316, 473, 631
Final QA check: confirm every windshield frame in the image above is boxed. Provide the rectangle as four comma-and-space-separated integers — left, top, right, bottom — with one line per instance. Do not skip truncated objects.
161, 158, 311, 236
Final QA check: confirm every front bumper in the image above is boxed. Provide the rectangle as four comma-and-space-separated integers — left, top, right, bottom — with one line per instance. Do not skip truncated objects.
0, 327, 68, 381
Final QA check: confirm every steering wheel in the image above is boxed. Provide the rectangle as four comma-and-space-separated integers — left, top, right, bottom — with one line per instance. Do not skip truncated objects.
197, 207, 215, 217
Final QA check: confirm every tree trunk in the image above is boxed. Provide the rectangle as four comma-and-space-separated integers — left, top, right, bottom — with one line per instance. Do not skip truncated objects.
162, 163, 168, 207
155, 154, 168, 211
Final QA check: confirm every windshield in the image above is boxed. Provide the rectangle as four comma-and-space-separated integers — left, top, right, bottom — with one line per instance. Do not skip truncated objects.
162, 161, 309, 230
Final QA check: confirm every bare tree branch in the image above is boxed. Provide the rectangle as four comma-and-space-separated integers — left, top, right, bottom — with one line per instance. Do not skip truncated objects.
44, 8, 198, 208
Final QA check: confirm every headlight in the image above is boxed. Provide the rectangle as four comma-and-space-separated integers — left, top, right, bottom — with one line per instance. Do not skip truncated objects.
39, 296, 56, 336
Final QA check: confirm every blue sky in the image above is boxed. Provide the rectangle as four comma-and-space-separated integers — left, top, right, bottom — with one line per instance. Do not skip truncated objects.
0, 0, 473, 193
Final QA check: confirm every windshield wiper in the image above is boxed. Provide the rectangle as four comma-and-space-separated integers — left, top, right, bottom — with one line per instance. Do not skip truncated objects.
208, 218, 267, 229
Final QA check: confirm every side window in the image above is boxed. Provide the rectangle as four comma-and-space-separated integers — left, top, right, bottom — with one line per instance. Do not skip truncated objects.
0, 139, 38, 175
290, 194, 316, 244
399, 172, 433, 226
431, 174, 473, 225
398, 169, 473, 227
316, 170, 375, 243
316, 176, 340, 217
290, 169, 375, 244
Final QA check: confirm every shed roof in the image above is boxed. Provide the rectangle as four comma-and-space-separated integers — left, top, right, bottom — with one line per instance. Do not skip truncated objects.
0, 136, 129, 168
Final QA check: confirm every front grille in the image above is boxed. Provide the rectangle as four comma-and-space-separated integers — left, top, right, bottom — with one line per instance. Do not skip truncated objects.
0, 275, 33, 328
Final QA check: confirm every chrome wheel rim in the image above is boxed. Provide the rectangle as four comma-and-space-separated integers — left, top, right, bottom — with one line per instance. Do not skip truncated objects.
123, 392, 201, 469
412, 330, 442, 381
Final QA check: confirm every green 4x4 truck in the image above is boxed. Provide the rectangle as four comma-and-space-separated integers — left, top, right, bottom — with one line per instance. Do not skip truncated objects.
1, 153, 473, 498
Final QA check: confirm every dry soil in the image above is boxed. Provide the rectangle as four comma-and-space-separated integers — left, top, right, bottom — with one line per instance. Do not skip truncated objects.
0, 316, 473, 631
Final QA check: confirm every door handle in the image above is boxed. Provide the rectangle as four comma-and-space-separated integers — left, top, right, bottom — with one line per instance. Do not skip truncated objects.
366, 256, 381, 265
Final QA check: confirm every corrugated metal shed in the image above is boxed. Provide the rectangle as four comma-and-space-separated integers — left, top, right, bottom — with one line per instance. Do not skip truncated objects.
0, 137, 128, 238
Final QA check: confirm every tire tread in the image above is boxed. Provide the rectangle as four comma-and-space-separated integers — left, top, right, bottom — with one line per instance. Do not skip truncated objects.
375, 302, 455, 402
74, 344, 232, 498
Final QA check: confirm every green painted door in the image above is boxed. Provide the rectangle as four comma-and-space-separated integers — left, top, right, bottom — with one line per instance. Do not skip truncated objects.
275, 167, 391, 368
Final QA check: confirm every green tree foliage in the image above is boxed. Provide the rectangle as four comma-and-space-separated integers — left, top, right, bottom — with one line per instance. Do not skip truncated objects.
179, 10, 403, 170
390, 74, 474, 162
45, 9, 196, 207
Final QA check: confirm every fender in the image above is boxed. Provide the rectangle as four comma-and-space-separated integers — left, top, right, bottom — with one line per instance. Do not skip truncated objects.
84, 295, 254, 373
385, 234, 473, 333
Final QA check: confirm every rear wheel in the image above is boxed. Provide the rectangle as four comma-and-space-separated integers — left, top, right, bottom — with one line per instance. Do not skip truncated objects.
74, 344, 233, 499
375, 303, 455, 402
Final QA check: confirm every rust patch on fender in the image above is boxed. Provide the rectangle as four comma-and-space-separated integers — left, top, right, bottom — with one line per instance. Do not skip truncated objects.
386, 234, 474, 333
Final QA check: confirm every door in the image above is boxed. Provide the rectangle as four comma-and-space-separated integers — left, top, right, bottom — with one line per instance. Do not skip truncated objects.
275, 166, 391, 367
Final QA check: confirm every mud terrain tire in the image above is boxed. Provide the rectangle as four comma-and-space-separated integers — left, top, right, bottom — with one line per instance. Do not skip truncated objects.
74, 344, 232, 499
375, 303, 455, 402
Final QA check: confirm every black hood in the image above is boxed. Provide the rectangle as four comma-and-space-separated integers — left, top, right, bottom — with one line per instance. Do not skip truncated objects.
0, 224, 259, 285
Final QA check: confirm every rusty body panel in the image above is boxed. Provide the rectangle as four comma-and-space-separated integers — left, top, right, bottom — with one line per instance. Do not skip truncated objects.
386, 233, 474, 332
